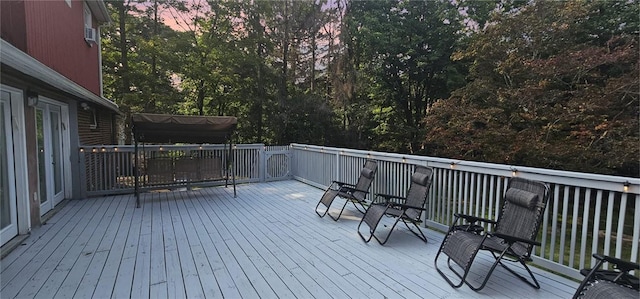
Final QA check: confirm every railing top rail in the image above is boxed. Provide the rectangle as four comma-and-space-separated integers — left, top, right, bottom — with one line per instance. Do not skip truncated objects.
79, 143, 266, 152
290, 143, 640, 193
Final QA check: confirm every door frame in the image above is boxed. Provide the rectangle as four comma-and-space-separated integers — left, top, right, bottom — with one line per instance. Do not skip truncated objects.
36, 97, 71, 214
0, 84, 30, 244
1, 89, 18, 244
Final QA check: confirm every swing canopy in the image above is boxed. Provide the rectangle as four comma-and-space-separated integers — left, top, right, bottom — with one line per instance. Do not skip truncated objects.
131, 113, 237, 144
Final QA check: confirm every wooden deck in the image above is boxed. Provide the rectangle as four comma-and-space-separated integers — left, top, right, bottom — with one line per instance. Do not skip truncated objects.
1, 180, 578, 298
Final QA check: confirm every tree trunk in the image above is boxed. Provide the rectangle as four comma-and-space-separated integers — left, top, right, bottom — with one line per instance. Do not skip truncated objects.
117, 1, 130, 98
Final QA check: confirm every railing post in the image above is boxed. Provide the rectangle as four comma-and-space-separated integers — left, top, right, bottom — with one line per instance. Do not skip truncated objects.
78, 147, 87, 199
289, 144, 294, 178
260, 144, 266, 182
335, 150, 340, 183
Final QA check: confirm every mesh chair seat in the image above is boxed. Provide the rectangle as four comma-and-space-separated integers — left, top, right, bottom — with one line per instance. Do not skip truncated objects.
434, 177, 549, 291
315, 160, 378, 221
358, 166, 433, 245
573, 254, 640, 299
362, 204, 387, 227
441, 231, 483, 269
578, 280, 638, 299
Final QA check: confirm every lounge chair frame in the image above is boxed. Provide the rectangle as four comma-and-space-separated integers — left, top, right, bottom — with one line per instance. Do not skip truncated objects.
357, 166, 433, 245
434, 177, 549, 291
573, 253, 639, 298
315, 160, 378, 221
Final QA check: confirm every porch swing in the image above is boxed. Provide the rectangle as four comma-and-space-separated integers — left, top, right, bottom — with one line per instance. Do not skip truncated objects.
131, 113, 238, 208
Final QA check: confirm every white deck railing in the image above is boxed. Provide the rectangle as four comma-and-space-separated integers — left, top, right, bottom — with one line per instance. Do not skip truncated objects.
289, 143, 639, 280
80, 142, 639, 280
79, 144, 291, 196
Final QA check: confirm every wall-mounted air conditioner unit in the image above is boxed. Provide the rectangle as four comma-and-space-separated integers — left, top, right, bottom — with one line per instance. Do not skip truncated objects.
84, 27, 96, 45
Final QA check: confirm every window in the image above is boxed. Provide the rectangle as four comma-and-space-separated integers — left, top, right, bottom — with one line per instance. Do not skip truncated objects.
83, 2, 96, 45
88, 108, 98, 130
83, 2, 92, 30
81, 102, 98, 129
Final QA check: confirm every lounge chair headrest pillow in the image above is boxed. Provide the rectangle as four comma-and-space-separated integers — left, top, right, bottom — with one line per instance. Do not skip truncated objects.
505, 188, 539, 209
361, 168, 375, 179
411, 171, 430, 186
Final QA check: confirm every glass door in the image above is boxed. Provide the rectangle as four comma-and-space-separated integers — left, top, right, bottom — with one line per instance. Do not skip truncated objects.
0, 90, 18, 244
36, 102, 65, 215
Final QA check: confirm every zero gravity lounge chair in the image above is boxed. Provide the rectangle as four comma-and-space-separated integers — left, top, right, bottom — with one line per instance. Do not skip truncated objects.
358, 166, 433, 245
434, 177, 549, 291
573, 254, 639, 299
315, 160, 378, 221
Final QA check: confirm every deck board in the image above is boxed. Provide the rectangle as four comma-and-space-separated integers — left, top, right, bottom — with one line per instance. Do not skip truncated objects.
1, 180, 579, 298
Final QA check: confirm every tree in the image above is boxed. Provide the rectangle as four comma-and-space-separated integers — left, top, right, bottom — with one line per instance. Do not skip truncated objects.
424, 0, 639, 176
343, 0, 466, 152
102, 0, 184, 142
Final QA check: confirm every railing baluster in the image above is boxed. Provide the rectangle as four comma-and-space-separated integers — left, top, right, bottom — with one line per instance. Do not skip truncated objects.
453, 169, 460, 218
579, 189, 592, 270
495, 177, 503, 226
559, 186, 570, 265
615, 193, 627, 259
474, 174, 480, 218
550, 185, 560, 263
569, 187, 580, 268
591, 190, 603, 268
463, 172, 469, 216
446, 169, 453, 225
632, 194, 639, 276
481, 175, 488, 228
604, 191, 615, 269
439, 168, 445, 223
540, 186, 550, 259
487, 175, 495, 225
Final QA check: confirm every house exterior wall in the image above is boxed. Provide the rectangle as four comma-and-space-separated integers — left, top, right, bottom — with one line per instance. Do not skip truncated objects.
0, 0, 116, 247
0, 0, 27, 51
78, 107, 116, 145
23, 0, 101, 95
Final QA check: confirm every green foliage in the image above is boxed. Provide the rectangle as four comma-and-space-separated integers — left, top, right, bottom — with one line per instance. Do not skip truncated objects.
424, 0, 639, 177
343, 0, 467, 153
100, 0, 638, 177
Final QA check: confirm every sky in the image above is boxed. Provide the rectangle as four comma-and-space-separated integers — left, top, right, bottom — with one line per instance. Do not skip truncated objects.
134, 0, 210, 32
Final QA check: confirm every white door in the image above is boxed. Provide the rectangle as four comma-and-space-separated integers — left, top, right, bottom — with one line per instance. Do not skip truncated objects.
0, 90, 18, 244
36, 102, 66, 215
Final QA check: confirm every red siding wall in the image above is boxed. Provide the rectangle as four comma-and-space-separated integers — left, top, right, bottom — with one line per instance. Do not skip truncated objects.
24, 0, 101, 95
0, 0, 27, 51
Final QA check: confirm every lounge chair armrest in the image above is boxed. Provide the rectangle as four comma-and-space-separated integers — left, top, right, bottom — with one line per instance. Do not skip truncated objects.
340, 185, 370, 194
454, 213, 497, 225
593, 254, 640, 272
389, 203, 426, 211
331, 181, 355, 189
490, 232, 541, 246
375, 193, 406, 201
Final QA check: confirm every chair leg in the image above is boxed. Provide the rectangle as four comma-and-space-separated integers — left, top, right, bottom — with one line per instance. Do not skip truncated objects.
464, 247, 539, 291
572, 259, 608, 299
328, 200, 349, 221
358, 205, 387, 243
434, 233, 484, 290
463, 251, 505, 291
493, 252, 541, 289
402, 219, 428, 243
315, 201, 329, 217
316, 189, 338, 218
434, 249, 466, 288
357, 215, 375, 243
372, 217, 403, 245
351, 199, 368, 214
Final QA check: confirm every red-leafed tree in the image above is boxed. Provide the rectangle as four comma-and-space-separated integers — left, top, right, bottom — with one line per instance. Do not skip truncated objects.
424, 0, 639, 177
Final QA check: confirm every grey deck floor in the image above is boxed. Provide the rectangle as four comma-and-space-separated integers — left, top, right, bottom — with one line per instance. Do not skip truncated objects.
1, 180, 578, 298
